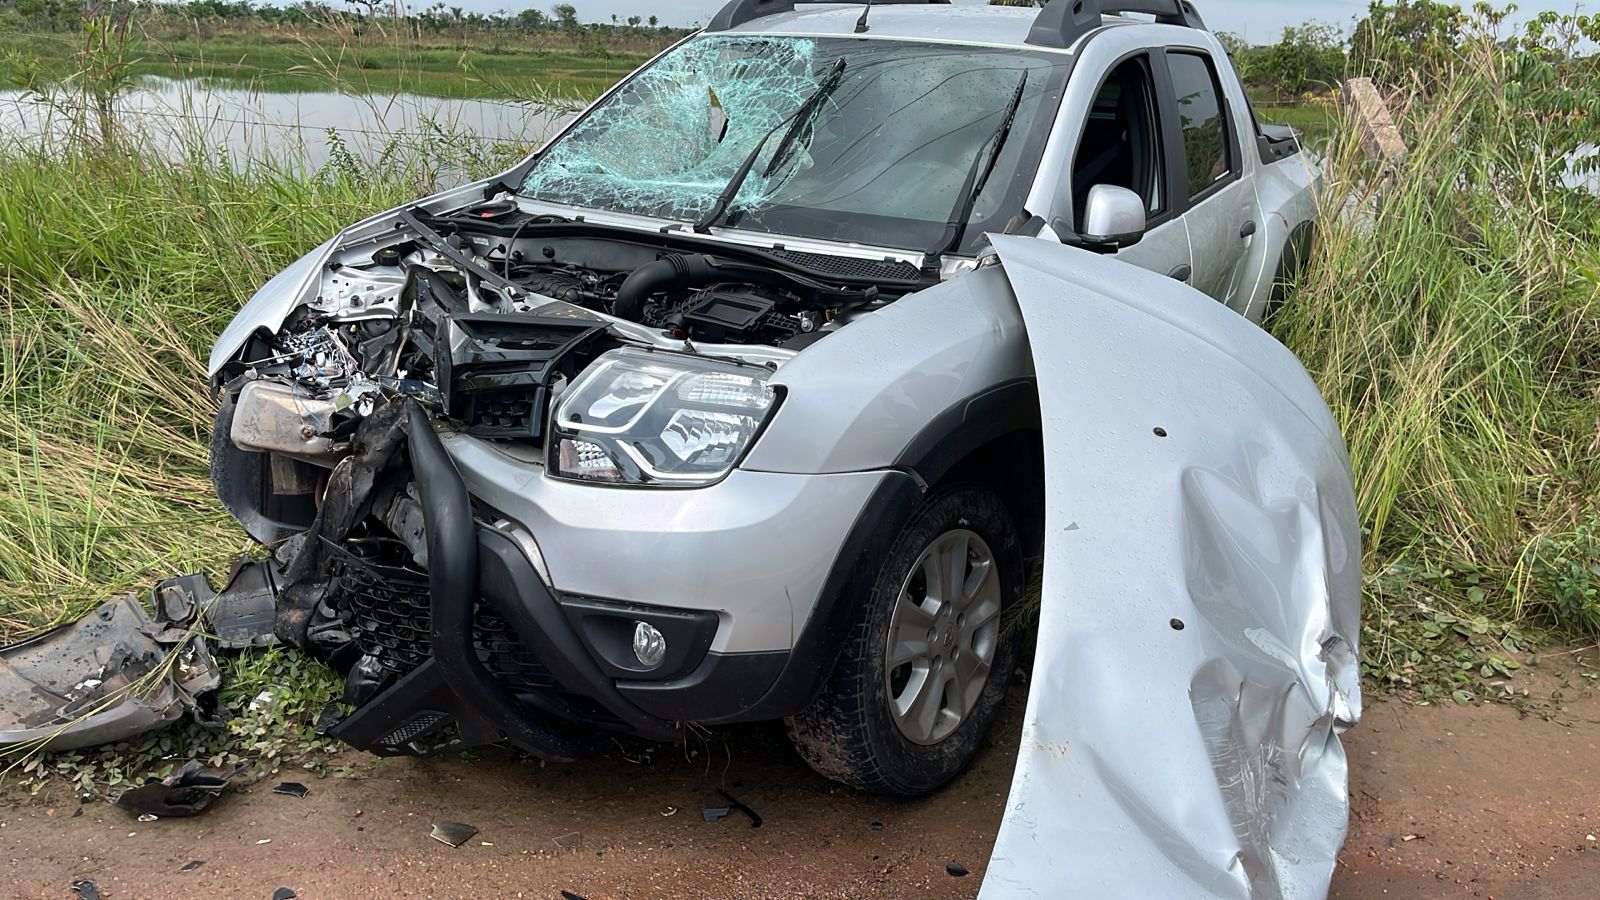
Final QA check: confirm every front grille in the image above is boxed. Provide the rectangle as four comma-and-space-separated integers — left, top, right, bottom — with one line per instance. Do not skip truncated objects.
334, 553, 557, 692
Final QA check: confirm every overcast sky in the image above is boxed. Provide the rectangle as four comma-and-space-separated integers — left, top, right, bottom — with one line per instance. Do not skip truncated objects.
520, 1, 1590, 43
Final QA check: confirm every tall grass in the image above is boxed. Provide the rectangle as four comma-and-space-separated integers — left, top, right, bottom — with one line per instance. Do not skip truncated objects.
1273, 20, 1600, 691
0, 110, 527, 634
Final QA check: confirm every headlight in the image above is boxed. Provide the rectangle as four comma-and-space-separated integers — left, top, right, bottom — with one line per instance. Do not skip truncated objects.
548, 348, 777, 486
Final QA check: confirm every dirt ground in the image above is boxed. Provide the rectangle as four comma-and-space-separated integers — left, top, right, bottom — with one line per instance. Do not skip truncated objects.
4, 658, 1598, 899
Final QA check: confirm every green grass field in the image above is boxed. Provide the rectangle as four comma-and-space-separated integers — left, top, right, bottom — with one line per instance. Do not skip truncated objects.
0, 28, 651, 99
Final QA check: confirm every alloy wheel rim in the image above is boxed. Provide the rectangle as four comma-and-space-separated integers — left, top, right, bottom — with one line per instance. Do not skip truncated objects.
884, 528, 1002, 745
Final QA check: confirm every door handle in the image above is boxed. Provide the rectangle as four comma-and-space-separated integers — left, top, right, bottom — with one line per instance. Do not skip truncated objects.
1168, 264, 1192, 283
1239, 220, 1257, 238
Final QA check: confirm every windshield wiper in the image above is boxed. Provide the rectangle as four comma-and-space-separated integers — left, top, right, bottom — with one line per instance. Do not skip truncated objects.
929, 71, 1029, 260
694, 57, 848, 234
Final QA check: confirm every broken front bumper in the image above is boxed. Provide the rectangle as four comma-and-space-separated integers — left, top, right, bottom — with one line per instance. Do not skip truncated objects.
316, 402, 903, 758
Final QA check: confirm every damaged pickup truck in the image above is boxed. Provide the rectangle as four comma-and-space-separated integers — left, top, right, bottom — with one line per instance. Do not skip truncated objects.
206, 3, 1354, 870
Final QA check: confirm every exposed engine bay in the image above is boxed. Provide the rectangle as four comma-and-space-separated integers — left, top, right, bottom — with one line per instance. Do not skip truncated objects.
214, 197, 927, 463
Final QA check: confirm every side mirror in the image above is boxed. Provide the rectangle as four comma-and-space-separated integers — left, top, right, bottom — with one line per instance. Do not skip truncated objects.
1079, 185, 1147, 250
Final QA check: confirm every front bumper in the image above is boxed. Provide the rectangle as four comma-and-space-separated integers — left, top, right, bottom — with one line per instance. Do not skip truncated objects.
316, 402, 914, 757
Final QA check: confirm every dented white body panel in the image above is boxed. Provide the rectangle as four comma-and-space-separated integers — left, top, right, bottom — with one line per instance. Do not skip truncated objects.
983, 235, 1361, 899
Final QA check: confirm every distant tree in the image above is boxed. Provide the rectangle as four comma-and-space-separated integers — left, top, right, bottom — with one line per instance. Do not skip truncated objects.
1351, 0, 1466, 94
551, 1, 577, 32
647, 14, 657, 29
1253, 22, 1346, 96
627, 14, 641, 29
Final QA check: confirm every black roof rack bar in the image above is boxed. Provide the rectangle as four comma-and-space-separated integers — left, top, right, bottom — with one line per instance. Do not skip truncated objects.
1026, 0, 1206, 49
707, 0, 949, 33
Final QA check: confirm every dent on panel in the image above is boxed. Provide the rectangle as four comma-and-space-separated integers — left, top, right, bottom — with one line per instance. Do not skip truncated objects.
982, 235, 1360, 900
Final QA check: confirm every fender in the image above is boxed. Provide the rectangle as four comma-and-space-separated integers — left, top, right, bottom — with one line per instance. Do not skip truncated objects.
742, 265, 1034, 476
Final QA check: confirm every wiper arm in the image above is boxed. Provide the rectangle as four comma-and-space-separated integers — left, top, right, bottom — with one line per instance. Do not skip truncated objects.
929, 71, 1029, 260
694, 57, 848, 235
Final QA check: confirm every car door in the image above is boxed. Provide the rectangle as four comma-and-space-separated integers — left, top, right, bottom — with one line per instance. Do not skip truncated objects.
1048, 47, 1192, 284
1158, 49, 1256, 305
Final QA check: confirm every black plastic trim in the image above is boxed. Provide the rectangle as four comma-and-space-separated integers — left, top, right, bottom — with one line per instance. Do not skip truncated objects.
619, 651, 788, 722
892, 379, 1040, 485
1027, 0, 1207, 50
476, 530, 679, 739
407, 404, 598, 761
557, 595, 719, 682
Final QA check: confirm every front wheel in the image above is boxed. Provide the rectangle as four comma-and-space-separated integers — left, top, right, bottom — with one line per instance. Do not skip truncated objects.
786, 483, 1021, 796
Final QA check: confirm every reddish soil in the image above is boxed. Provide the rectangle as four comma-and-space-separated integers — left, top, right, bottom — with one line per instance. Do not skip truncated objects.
3, 659, 1597, 899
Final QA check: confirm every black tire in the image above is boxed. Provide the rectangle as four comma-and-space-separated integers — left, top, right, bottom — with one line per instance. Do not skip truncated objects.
785, 482, 1022, 797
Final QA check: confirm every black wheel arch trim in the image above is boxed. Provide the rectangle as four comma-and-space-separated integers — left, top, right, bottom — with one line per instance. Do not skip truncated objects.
892, 377, 1041, 486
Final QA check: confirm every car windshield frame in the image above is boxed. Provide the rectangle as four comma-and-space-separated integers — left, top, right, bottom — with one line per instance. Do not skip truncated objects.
518, 33, 1074, 255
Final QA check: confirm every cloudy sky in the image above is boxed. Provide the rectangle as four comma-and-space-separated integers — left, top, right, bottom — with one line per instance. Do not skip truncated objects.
522, 1, 1589, 43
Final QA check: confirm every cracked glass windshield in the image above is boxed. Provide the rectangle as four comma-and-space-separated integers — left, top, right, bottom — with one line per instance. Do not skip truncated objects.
520, 35, 1070, 252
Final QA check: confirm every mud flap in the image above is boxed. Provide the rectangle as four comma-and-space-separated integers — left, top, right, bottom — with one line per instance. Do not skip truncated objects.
983, 236, 1362, 899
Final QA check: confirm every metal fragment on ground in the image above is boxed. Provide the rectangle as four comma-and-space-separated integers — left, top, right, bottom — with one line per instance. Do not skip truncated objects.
429, 820, 478, 847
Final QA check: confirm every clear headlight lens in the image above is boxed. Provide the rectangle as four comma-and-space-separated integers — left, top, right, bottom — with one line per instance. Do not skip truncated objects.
549, 349, 777, 486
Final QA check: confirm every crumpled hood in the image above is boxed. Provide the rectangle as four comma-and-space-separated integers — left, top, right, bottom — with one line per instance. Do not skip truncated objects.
983, 235, 1362, 899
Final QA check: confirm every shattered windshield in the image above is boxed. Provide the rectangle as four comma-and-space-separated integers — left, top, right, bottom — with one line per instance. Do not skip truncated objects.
521, 35, 1070, 253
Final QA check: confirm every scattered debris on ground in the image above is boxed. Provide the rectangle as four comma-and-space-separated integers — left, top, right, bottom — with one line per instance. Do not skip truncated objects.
271, 782, 310, 799
112, 760, 238, 819
428, 820, 478, 847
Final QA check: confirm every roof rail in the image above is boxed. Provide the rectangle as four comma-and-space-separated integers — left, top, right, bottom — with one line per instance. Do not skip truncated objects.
1026, 0, 1206, 49
706, 0, 950, 34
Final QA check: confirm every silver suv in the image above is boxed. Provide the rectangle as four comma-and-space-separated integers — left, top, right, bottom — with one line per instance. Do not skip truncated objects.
207, 0, 1320, 796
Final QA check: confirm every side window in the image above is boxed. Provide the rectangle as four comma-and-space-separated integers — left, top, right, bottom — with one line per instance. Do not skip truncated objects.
1165, 52, 1233, 198
1069, 56, 1165, 229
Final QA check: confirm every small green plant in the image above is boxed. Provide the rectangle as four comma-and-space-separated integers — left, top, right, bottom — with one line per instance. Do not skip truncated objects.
1524, 518, 1600, 638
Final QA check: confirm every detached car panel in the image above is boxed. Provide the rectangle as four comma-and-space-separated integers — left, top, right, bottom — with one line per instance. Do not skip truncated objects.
983, 234, 1360, 899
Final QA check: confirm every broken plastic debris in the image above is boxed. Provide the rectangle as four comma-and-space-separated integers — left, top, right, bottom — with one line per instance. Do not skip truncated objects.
180, 860, 205, 872
0, 595, 217, 752
71, 881, 101, 900
701, 806, 730, 824
113, 760, 236, 818
429, 820, 478, 847
272, 782, 311, 799
271, 889, 297, 900
947, 863, 970, 877
0, 561, 281, 753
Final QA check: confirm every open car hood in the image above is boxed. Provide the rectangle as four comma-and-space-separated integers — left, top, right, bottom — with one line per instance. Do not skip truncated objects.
984, 236, 1362, 899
